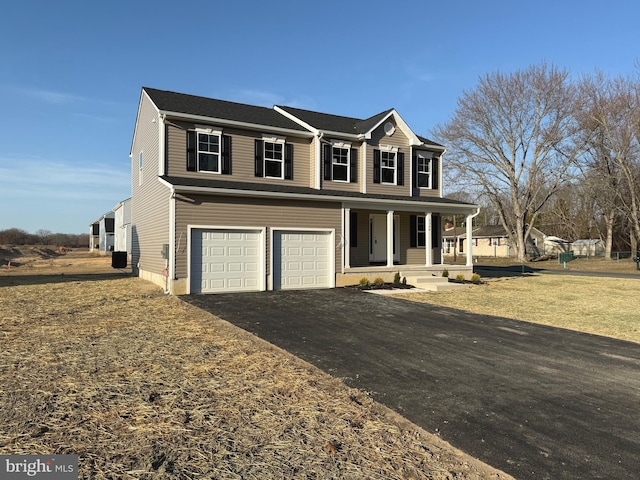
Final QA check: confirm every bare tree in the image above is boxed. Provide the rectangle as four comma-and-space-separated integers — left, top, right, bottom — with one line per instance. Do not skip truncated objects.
576, 72, 640, 256
434, 63, 581, 261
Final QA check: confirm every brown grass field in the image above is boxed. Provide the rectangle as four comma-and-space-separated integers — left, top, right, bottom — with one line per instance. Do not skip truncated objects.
0, 248, 510, 479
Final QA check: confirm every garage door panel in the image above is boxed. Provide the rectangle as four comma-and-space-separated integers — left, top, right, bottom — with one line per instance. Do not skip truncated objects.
274, 230, 332, 290
191, 229, 263, 294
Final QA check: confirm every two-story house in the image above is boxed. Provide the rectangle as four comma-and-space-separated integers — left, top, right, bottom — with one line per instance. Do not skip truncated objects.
130, 87, 479, 294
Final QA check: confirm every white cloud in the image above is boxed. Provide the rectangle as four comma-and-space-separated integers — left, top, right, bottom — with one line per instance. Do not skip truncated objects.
0, 156, 129, 200
11, 86, 89, 105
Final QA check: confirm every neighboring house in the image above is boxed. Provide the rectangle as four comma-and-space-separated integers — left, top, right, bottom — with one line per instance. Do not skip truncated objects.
471, 225, 547, 258
442, 226, 468, 255
130, 87, 479, 294
112, 197, 132, 255
571, 239, 605, 257
89, 212, 115, 254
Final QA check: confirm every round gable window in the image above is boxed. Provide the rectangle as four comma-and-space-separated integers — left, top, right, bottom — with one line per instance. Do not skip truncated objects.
384, 121, 395, 136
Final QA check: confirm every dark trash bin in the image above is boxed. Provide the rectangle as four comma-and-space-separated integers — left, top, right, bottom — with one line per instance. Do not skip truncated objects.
112, 251, 127, 268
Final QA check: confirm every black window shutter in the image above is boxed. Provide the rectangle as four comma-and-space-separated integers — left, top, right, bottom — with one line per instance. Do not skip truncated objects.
350, 211, 357, 248
323, 144, 332, 181
221, 135, 232, 175
350, 148, 358, 183
397, 152, 404, 186
254, 139, 264, 177
410, 215, 417, 248
412, 152, 417, 188
186, 131, 197, 171
284, 143, 293, 180
431, 215, 440, 246
373, 149, 381, 184
432, 157, 439, 190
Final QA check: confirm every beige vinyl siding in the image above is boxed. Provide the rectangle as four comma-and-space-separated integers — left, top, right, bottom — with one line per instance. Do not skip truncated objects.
173, 195, 342, 280
366, 119, 411, 196
310, 136, 317, 188
131, 93, 171, 277
166, 120, 313, 187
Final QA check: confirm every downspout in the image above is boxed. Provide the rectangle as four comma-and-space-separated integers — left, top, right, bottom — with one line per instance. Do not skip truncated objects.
167, 186, 176, 293
315, 132, 324, 189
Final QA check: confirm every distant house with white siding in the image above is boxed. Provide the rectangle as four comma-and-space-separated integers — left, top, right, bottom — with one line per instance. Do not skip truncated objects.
113, 197, 132, 255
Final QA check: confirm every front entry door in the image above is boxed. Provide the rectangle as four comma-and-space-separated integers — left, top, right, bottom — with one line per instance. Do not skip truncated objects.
369, 214, 399, 263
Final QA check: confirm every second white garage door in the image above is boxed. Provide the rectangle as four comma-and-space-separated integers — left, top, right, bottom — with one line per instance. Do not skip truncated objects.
191, 228, 264, 294
273, 230, 333, 290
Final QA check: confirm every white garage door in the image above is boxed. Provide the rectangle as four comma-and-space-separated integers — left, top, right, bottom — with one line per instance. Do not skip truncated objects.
273, 230, 333, 290
191, 228, 263, 293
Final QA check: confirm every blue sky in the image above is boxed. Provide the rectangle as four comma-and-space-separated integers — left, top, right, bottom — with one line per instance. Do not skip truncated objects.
1, 0, 638, 234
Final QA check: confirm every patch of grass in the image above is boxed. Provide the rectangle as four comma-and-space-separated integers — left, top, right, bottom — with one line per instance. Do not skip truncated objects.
394, 275, 640, 344
0, 263, 504, 478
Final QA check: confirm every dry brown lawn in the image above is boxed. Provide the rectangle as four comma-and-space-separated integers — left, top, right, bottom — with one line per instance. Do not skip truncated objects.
393, 274, 640, 344
0, 249, 509, 479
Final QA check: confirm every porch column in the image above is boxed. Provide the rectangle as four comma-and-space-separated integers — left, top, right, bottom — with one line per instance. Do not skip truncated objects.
466, 213, 474, 266
425, 212, 433, 267
344, 207, 351, 269
386, 210, 394, 268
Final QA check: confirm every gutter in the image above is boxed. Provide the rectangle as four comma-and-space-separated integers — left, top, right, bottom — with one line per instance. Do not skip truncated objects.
165, 180, 478, 214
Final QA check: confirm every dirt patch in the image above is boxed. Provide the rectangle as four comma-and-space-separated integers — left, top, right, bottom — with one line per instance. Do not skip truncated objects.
0, 250, 509, 479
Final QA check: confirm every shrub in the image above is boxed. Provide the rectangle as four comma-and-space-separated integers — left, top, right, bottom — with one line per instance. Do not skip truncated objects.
442, 269, 449, 278
393, 272, 401, 285
455, 273, 466, 282
471, 273, 481, 284
358, 277, 370, 288
373, 277, 385, 287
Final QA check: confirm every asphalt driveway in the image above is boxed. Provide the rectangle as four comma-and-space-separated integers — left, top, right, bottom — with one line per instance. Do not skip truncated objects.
183, 288, 640, 480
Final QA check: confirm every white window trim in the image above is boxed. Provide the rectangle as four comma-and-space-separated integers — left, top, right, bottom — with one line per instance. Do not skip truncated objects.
263, 135, 286, 179
417, 151, 433, 189
380, 150, 397, 185
196, 130, 222, 174
417, 216, 426, 248
331, 143, 350, 183
138, 150, 143, 186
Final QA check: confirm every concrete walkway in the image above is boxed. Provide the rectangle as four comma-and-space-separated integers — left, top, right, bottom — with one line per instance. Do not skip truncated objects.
183, 288, 640, 480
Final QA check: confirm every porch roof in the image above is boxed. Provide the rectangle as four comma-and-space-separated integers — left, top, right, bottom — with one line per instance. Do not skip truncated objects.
161, 175, 477, 213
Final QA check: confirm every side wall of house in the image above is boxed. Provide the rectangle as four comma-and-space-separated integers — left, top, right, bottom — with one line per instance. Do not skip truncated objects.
131, 94, 170, 288
172, 194, 342, 292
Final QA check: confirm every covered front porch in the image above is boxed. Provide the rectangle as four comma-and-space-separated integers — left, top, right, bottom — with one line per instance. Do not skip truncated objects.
337, 202, 478, 286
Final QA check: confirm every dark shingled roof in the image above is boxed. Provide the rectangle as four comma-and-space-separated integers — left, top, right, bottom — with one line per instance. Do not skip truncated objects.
161, 176, 476, 208
276, 105, 394, 135
143, 87, 308, 132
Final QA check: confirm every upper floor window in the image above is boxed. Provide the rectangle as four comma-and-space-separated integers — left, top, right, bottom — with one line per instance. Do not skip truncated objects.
323, 142, 357, 183
187, 128, 232, 174
413, 151, 438, 190
333, 146, 350, 182
255, 137, 293, 180
373, 147, 404, 186
138, 151, 143, 186
264, 141, 284, 178
416, 152, 431, 188
198, 132, 220, 173
381, 151, 396, 184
